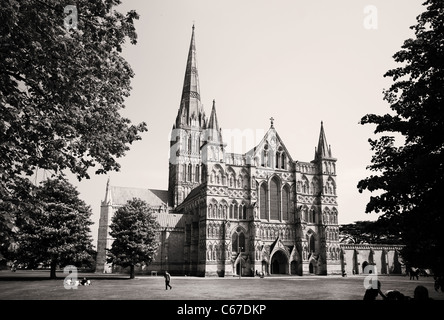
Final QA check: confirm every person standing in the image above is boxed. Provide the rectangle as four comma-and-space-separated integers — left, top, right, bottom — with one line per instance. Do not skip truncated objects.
164, 271, 172, 290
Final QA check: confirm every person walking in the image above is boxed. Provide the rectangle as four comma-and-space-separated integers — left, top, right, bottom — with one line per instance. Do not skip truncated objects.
164, 271, 172, 290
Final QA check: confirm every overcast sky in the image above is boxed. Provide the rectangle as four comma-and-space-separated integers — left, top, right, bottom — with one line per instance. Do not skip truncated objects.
58, 0, 426, 247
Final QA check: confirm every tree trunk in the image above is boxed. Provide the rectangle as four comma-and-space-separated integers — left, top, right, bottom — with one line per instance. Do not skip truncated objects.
130, 264, 135, 279
50, 260, 57, 279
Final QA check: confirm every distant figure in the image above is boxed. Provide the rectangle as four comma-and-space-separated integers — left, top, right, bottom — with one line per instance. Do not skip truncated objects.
434, 275, 444, 292
342, 270, 347, 277
164, 271, 172, 290
363, 280, 387, 300
408, 267, 420, 280
414, 285, 431, 300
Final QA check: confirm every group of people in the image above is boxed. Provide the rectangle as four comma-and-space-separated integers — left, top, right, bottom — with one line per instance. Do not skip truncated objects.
65, 277, 92, 287
164, 269, 439, 299
363, 280, 432, 300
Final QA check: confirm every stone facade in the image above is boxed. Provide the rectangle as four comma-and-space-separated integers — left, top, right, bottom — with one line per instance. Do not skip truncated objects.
95, 26, 404, 277
339, 244, 404, 276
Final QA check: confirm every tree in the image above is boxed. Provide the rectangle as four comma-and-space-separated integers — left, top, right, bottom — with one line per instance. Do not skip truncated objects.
107, 198, 160, 279
357, 0, 444, 280
0, 0, 147, 248
339, 220, 402, 245
14, 178, 96, 279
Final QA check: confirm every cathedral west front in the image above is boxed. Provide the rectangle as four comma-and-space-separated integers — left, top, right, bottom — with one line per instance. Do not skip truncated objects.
96, 26, 404, 277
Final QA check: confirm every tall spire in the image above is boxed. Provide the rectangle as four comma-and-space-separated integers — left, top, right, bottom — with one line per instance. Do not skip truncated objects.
206, 99, 223, 144
103, 176, 112, 205
315, 121, 333, 160
176, 24, 205, 128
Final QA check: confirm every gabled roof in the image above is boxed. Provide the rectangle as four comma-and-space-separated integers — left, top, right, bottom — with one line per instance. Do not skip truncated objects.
269, 235, 290, 255
246, 124, 294, 163
175, 183, 206, 212
152, 212, 185, 228
104, 185, 168, 207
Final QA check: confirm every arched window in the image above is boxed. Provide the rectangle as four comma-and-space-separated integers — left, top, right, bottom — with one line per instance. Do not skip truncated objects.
281, 153, 286, 169
195, 164, 200, 182
212, 204, 217, 217
275, 152, 280, 168
188, 164, 192, 182
232, 233, 238, 252
183, 163, 187, 181
327, 177, 336, 195
201, 165, 207, 183
230, 203, 235, 219
207, 204, 212, 218
309, 208, 315, 223
238, 174, 243, 188
309, 234, 315, 253
302, 179, 308, 194
270, 177, 280, 220
241, 205, 247, 219
282, 185, 290, 220
303, 206, 308, 222
239, 233, 245, 252
227, 168, 235, 188
297, 181, 302, 193
222, 203, 227, 219
260, 183, 267, 220
188, 134, 192, 153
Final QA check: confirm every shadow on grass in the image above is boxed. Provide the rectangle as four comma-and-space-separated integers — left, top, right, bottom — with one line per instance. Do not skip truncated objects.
0, 276, 135, 281
0, 271, 133, 281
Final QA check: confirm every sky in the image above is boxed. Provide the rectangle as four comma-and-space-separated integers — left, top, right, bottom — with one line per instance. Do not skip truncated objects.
60, 0, 426, 247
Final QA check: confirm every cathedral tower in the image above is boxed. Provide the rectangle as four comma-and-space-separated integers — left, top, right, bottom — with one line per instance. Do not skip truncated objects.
312, 121, 340, 274
168, 25, 207, 207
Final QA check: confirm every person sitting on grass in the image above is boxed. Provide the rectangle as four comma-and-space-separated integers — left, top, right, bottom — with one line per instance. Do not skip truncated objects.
80, 277, 91, 286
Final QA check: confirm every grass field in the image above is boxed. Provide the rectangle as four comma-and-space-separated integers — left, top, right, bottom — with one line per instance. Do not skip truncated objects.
0, 269, 443, 301
1, 270, 442, 318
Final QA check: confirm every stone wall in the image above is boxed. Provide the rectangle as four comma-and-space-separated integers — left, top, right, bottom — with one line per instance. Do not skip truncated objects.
340, 244, 404, 276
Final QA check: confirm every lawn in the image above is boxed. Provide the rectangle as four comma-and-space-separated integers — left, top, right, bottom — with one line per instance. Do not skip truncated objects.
1, 270, 442, 318
0, 269, 442, 300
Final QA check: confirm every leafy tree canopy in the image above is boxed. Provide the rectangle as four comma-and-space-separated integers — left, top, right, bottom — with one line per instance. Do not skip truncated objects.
339, 219, 403, 245
14, 178, 96, 278
107, 198, 160, 279
357, 0, 444, 277
0, 0, 146, 255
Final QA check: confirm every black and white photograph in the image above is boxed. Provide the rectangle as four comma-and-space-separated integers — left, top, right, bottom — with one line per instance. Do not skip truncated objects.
1, 0, 444, 316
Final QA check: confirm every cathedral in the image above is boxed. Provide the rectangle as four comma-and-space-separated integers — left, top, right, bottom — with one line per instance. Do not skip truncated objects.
95, 26, 403, 277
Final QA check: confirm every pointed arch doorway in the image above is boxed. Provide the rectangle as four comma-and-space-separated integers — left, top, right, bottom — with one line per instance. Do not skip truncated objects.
270, 250, 288, 274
